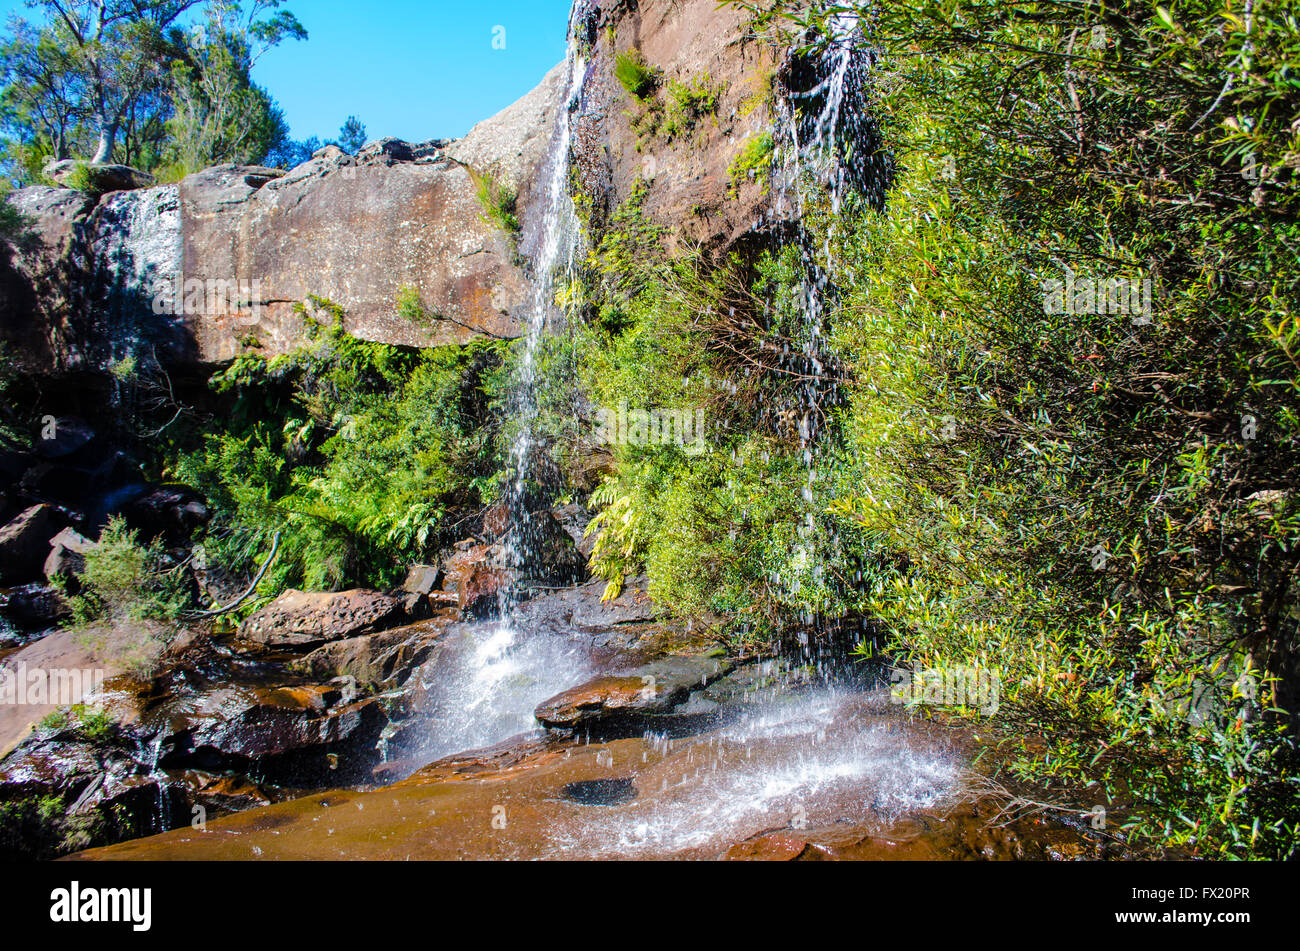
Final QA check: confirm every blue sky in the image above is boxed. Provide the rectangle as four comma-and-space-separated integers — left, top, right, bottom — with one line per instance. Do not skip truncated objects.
1, 0, 573, 142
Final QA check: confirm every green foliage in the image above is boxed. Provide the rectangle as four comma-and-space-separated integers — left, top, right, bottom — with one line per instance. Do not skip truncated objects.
724, 0, 1300, 858
576, 182, 882, 638
469, 168, 520, 238
334, 115, 366, 155
727, 132, 773, 196
173, 299, 510, 596
0, 1, 304, 180
614, 49, 660, 100
64, 516, 189, 628
626, 72, 725, 146
0, 793, 105, 860
38, 704, 118, 745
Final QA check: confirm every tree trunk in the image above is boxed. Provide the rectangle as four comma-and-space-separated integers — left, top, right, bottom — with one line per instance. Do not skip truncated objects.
90, 123, 115, 164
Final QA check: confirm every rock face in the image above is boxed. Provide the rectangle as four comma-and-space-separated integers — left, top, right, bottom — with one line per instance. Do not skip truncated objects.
238, 589, 424, 650
177, 152, 531, 361
1, 107, 564, 373
3, 1, 776, 375
569, 0, 781, 251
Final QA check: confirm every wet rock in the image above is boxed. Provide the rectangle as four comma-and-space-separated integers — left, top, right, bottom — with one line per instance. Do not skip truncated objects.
725, 832, 823, 861
442, 541, 507, 617
514, 575, 662, 631
185, 773, 273, 816
0, 583, 69, 629
0, 717, 186, 860
239, 589, 424, 650
44, 527, 95, 584
157, 684, 389, 786
0, 504, 58, 585
534, 655, 734, 731
506, 509, 588, 588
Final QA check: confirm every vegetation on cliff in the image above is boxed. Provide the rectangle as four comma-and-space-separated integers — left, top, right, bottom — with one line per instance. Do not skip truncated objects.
571, 0, 1300, 857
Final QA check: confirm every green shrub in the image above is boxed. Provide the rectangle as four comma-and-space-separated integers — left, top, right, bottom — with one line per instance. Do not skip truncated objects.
173, 299, 511, 596
734, 0, 1300, 858
468, 169, 519, 237
65, 517, 189, 627
614, 49, 660, 100
727, 132, 774, 197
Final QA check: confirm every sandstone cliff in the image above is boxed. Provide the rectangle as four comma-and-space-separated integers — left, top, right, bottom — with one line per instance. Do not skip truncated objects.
0, 0, 777, 375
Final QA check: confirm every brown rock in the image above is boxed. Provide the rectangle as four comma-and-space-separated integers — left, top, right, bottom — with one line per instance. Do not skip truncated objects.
401, 564, 442, 595
725, 832, 818, 861
533, 675, 681, 729
0, 504, 58, 585
570, 0, 781, 252
43, 527, 95, 584
238, 589, 416, 650
44, 160, 155, 193
290, 617, 451, 691
177, 153, 529, 362
442, 541, 507, 617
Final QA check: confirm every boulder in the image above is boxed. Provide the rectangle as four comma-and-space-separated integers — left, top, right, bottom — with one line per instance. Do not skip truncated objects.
44, 159, 155, 193
0, 504, 58, 585
177, 149, 530, 362
533, 655, 734, 731
442, 541, 507, 617
289, 617, 451, 691
44, 527, 95, 584
239, 588, 423, 650
34, 417, 96, 460
121, 485, 209, 544
401, 563, 442, 596
0, 583, 69, 628
156, 683, 389, 786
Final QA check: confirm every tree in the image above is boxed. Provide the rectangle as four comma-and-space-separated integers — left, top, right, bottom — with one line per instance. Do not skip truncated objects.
163, 2, 304, 174
333, 115, 365, 155
0, 0, 304, 181
29, 0, 202, 164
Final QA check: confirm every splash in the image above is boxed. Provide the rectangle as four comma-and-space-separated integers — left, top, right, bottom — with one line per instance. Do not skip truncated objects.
406, 620, 595, 764
546, 689, 961, 858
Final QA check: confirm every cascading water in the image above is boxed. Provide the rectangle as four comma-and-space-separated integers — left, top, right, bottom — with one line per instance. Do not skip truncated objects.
766, 16, 886, 633
404, 3, 593, 764
498, 6, 589, 613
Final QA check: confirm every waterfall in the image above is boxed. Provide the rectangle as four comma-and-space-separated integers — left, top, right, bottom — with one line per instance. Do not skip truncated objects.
497, 4, 589, 612
767, 16, 879, 621
403, 4, 594, 766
